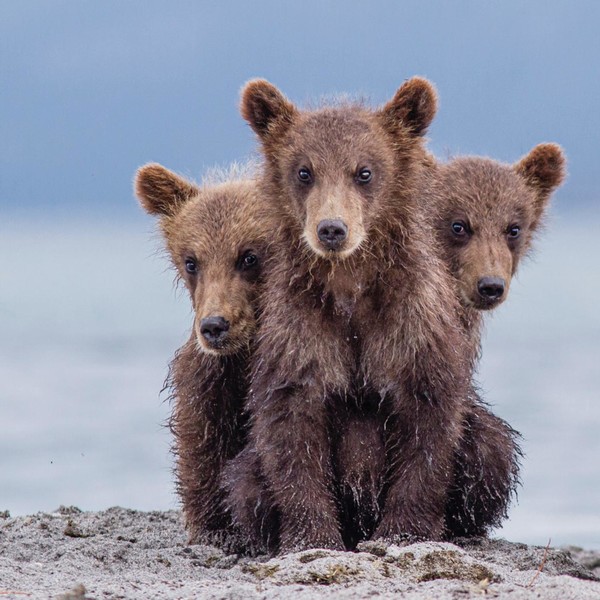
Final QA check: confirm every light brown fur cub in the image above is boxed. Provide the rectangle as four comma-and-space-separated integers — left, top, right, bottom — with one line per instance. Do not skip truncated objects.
135, 164, 271, 547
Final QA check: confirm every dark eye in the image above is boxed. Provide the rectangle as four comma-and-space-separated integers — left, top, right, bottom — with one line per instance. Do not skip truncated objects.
238, 251, 259, 271
184, 258, 197, 274
451, 221, 468, 236
356, 168, 372, 184
507, 224, 521, 239
298, 167, 313, 184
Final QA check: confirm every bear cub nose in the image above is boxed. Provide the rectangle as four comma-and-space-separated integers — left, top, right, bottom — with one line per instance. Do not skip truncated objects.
477, 277, 505, 301
200, 316, 230, 344
317, 219, 348, 250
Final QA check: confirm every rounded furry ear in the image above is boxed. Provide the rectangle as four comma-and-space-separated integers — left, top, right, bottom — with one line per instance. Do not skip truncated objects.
240, 79, 297, 140
514, 143, 566, 198
379, 77, 438, 137
134, 163, 199, 217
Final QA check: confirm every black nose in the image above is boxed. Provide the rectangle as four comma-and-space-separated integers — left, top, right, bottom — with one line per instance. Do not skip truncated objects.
477, 277, 505, 301
200, 316, 230, 344
317, 219, 348, 250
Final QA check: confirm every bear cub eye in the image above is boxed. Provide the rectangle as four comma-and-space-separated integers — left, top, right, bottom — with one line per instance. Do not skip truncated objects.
451, 221, 468, 236
185, 257, 198, 274
356, 167, 372, 184
506, 224, 521, 239
238, 250, 260, 272
297, 167, 313, 184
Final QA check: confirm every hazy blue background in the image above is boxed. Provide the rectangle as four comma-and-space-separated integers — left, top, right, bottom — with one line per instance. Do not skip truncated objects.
2, 1, 599, 548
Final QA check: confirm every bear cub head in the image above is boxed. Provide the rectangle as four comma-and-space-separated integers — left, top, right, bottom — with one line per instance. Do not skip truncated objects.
240, 77, 437, 261
135, 164, 270, 355
432, 144, 566, 310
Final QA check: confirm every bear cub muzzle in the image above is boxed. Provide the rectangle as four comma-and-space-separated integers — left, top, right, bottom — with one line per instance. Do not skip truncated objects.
316, 218, 348, 250
199, 315, 231, 348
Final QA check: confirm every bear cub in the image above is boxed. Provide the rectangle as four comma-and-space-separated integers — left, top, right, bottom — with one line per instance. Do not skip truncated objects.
432, 143, 566, 536
226, 77, 475, 554
431, 143, 566, 314
135, 163, 272, 548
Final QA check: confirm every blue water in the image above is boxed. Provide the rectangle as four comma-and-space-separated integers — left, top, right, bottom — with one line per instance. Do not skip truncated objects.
1, 213, 598, 549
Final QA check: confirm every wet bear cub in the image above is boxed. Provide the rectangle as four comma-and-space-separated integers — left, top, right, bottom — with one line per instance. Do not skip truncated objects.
135, 164, 271, 548
431, 143, 566, 314
431, 143, 566, 536
227, 77, 474, 554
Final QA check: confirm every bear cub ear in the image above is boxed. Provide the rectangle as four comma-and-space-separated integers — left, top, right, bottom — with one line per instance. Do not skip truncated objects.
514, 143, 566, 198
134, 163, 199, 217
240, 79, 297, 140
379, 77, 438, 137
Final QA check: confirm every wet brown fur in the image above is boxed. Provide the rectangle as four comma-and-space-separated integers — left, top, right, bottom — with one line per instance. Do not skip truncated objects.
330, 392, 522, 545
431, 144, 565, 537
134, 164, 272, 547
430, 144, 566, 313
444, 393, 522, 538
226, 78, 474, 554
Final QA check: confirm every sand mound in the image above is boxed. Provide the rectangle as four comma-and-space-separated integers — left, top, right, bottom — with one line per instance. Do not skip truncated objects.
0, 507, 598, 599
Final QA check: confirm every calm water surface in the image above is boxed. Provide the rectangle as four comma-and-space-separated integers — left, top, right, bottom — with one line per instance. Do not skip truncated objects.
1, 214, 598, 548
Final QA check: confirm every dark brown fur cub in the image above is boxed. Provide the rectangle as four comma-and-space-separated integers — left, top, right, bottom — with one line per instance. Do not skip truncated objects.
431, 144, 566, 314
429, 144, 566, 536
229, 78, 473, 553
134, 164, 271, 547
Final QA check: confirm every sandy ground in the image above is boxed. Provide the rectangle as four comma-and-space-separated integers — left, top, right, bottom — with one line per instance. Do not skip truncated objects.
0, 507, 598, 600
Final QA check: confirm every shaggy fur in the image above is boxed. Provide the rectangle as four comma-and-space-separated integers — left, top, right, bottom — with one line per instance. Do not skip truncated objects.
431, 144, 566, 314
444, 395, 521, 537
225, 78, 474, 554
331, 396, 520, 544
332, 145, 565, 542
433, 144, 566, 536
332, 399, 386, 549
134, 164, 272, 547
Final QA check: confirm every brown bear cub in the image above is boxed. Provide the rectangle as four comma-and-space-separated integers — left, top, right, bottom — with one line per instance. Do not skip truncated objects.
429, 144, 566, 536
226, 77, 475, 554
135, 164, 272, 549
431, 143, 566, 317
